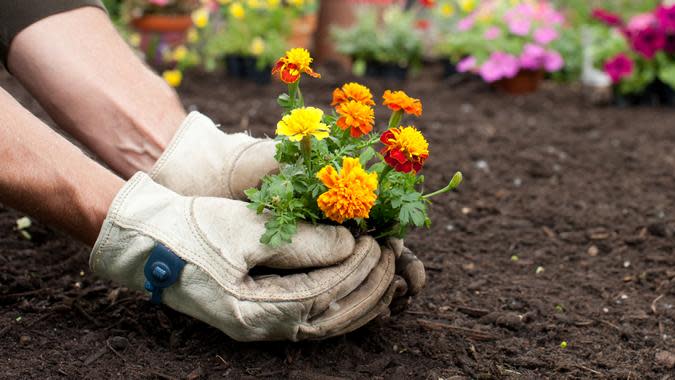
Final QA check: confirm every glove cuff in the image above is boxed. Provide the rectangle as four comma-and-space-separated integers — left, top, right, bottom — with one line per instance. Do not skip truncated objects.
150, 111, 274, 198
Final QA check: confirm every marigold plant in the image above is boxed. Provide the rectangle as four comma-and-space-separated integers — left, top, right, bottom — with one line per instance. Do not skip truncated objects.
245, 48, 462, 246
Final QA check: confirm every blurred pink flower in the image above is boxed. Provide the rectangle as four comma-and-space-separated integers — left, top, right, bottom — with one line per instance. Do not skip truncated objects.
484, 26, 502, 40
542, 50, 564, 72
457, 56, 477, 72
457, 16, 475, 32
149, 0, 170, 5
479, 52, 519, 82
603, 53, 634, 83
534, 27, 558, 45
627, 13, 657, 33
519, 43, 546, 70
629, 26, 666, 59
505, 4, 534, 36
592, 9, 623, 27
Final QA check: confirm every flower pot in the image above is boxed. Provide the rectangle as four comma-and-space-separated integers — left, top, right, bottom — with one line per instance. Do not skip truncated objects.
441, 59, 458, 78
132, 14, 193, 69
494, 70, 544, 95
614, 79, 675, 107
224, 55, 271, 85
289, 13, 318, 49
132, 14, 194, 33
364, 60, 408, 80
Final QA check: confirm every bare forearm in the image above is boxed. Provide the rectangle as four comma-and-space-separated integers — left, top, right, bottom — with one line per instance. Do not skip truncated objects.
7, 7, 186, 178
0, 88, 123, 245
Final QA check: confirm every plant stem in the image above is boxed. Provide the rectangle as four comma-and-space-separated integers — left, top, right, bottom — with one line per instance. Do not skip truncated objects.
297, 87, 305, 108
387, 110, 403, 130
423, 171, 463, 199
301, 136, 312, 172
379, 165, 393, 186
288, 81, 298, 109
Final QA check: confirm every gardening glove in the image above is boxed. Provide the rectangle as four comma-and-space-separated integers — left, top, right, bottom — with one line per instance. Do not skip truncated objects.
386, 238, 426, 315
150, 111, 278, 200
150, 112, 426, 308
90, 172, 404, 341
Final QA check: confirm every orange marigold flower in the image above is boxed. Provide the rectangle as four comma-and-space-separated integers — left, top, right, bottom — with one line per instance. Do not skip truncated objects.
271, 48, 320, 84
380, 126, 429, 173
382, 90, 423, 116
317, 157, 378, 224
331, 82, 375, 106
336, 100, 375, 138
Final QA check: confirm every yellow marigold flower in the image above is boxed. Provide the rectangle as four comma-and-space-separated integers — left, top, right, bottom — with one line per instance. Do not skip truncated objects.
382, 90, 423, 116
191, 8, 209, 28
272, 48, 320, 84
162, 70, 183, 87
288, 0, 304, 7
247, 0, 261, 8
336, 100, 374, 138
331, 82, 375, 106
380, 126, 429, 173
266, 0, 280, 8
317, 157, 378, 223
458, 0, 476, 13
172, 45, 188, 61
440, 3, 455, 17
230, 2, 245, 19
276, 107, 329, 142
250, 37, 266, 56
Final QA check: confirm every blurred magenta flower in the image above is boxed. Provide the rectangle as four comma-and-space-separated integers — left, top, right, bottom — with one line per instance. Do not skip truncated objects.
656, 4, 675, 32
480, 52, 519, 82
630, 26, 666, 58
149, 0, 170, 5
457, 16, 475, 32
591, 9, 623, 27
603, 53, 634, 83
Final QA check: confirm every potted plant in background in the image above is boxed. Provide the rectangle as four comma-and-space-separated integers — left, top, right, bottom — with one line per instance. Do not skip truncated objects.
122, 0, 202, 68
288, 0, 320, 49
430, 0, 479, 78
204, 1, 311, 84
591, 4, 675, 106
332, 2, 424, 80
439, 0, 566, 94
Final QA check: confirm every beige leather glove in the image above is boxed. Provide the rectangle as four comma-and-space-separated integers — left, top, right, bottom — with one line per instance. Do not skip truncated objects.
90, 173, 402, 341
150, 112, 426, 303
150, 111, 277, 199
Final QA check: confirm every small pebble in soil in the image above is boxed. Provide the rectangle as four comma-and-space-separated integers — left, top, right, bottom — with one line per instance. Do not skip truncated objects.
513, 177, 522, 187
445, 224, 454, 231
19, 335, 31, 345
108, 336, 129, 351
461, 207, 472, 215
535, 266, 545, 275
603, 307, 609, 313
623, 261, 630, 268
510, 255, 519, 262
655, 350, 675, 369
587, 245, 599, 257
475, 160, 489, 172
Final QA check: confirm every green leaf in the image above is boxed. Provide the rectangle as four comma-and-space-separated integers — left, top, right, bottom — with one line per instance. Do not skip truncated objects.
277, 93, 291, 107
658, 63, 675, 89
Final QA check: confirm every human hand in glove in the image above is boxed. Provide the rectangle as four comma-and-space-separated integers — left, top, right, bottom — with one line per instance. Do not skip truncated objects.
91, 173, 406, 341
149, 112, 427, 304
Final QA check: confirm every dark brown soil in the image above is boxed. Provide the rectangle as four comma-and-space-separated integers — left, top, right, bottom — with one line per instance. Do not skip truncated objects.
1, 66, 674, 379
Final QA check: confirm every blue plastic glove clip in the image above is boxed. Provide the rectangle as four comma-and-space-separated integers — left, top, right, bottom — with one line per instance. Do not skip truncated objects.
143, 243, 186, 304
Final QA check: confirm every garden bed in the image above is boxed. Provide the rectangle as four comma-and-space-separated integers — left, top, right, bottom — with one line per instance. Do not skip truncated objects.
1, 66, 674, 378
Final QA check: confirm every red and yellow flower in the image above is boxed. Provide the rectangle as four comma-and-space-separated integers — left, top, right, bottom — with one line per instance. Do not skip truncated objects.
316, 157, 378, 223
382, 90, 423, 117
336, 100, 375, 138
272, 48, 320, 84
331, 82, 375, 106
380, 126, 429, 173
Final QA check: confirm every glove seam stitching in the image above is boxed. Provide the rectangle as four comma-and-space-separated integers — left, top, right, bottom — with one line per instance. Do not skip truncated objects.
222, 139, 266, 199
